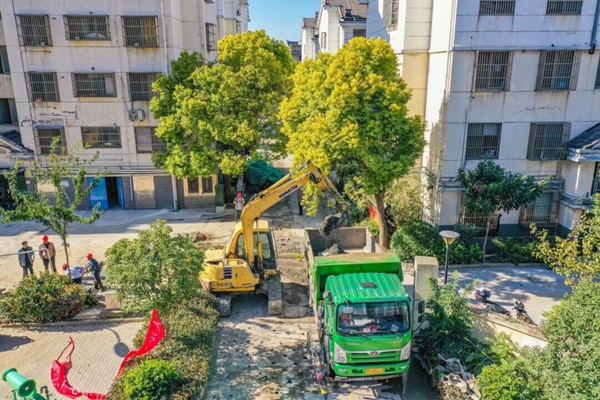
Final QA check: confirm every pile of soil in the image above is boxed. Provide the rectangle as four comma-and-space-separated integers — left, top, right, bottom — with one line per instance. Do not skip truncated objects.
189, 231, 214, 243
321, 243, 344, 256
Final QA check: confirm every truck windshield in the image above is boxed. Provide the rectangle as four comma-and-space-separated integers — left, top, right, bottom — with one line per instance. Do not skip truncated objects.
337, 301, 410, 336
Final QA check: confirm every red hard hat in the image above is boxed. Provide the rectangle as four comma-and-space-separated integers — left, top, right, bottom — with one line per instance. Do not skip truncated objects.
62, 263, 68, 270
86, 253, 93, 259
42, 235, 49, 242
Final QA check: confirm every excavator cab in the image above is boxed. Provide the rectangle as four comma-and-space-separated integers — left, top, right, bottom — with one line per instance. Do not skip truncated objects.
233, 226, 277, 273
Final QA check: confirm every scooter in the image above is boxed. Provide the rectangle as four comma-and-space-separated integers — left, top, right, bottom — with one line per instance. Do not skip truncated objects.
474, 288, 510, 315
513, 300, 536, 325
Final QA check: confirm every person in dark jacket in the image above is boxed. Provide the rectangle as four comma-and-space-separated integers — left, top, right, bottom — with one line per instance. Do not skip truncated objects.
39, 235, 57, 273
86, 253, 105, 291
18, 241, 35, 278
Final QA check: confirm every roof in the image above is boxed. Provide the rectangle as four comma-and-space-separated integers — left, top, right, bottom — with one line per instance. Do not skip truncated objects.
568, 123, 600, 150
327, 273, 408, 303
325, 0, 368, 20
303, 18, 317, 29
0, 130, 32, 154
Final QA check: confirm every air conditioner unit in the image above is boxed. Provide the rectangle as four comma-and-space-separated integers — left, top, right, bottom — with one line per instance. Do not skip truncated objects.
128, 109, 145, 121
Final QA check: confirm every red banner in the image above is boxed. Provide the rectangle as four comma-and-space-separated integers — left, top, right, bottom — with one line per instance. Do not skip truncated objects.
117, 309, 165, 374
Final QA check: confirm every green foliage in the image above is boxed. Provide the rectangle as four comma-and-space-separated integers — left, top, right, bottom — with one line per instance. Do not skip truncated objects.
105, 220, 205, 317
384, 178, 423, 234
492, 237, 540, 264
477, 358, 542, 400
280, 38, 425, 248
121, 360, 181, 400
107, 292, 219, 399
0, 139, 105, 268
358, 218, 380, 240
390, 220, 483, 264
151, 31, 295, 178
533, 194, 600, 285
0, 272, 87, 323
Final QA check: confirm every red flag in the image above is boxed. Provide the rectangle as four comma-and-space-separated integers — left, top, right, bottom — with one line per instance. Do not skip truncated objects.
51, 338, 106, 400
117, 309, 165, 374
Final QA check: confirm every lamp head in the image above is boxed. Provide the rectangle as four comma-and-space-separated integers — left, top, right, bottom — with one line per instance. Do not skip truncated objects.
439, 230, 460, 246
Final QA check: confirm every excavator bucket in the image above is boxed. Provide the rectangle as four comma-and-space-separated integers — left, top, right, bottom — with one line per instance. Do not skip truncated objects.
321, 213, 349, 235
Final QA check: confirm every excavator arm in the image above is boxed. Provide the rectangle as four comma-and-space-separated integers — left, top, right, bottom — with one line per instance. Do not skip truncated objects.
235, 161, 349, 272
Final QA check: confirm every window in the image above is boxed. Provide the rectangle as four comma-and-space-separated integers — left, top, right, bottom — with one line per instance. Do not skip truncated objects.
64, 15, 110, 40
122, 16, 158, 47
320, 32, 327, 51
73, 73, 116, 97
128, 73, 159, 101
595, 58, 600, 89
479, 1, 516, 15
519, 192, 559, 226
236, 21, 242, 34
202, 177, 214, 193
35, 128, 65, 155
187, 178, 200, 194
473, 51, 512, 91
536, 50, 580, 91
527, 123, 570, 160
0, 46, 9, 73
383, 0, 399, 29
466, 123, 501, 160
17, 15, 52, 46
592, 163, 600, 195
81, 127, 121, 148
134, 127, 166, 153
27, 72, 60, 102
546, 1, 583, 15
0, 99, 18, 124
206, 23, 216, 51
353, 29, 366, 38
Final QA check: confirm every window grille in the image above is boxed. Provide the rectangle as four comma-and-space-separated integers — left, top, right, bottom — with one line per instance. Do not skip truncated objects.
0, 46, 9, 73
122, 16, 159, 47
459, 194, 500, 235
321, 32, 327, 51
236, 21, 242, 34
206, 23, 216, 51
465, 123, 501, 160
536, 50, 580, 91
27, 72, 60, 102
353, 29, 366, 38
64, 15, 110, 40
134, 127, 166, 153
73, 73, 116, 97
128, 73, 158, 101
202, 177, 214, 193
188, 178, 200, 194
473, 51, 512, 91
546, 1, 583, 15
17, 15, 52, 46
519, 192, 559, 227
479, 1, 516, 15
527, 123, 570, 160
35, 128, 65, 155
383, 0, 399, 29
81, 127, 121, 148
595, 58, 600, 89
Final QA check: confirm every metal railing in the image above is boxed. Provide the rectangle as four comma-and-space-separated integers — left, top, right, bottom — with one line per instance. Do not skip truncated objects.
466, 123, 501, 160
36, 128, 66, 155
73, 73, 116, 97
64, 15, 110, 40
134, 127, 166, 153
27, 72, 60, 102
479, 1, 516, 15
128, 73, 159, 101
17, 15, 52, 46
519, 192, 559, 227
527, 123, 570, 160
81, 127, 122, 148
474, 51, 512, 91
536, 50, 580, 91
122, 16, 159, 47
546, 0, 583, 15
459, 213, 500, 235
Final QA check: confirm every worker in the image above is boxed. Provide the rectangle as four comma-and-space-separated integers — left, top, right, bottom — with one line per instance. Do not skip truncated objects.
234, 192, 244, 222
86, 253, 105, 292
62, 263, 85, 284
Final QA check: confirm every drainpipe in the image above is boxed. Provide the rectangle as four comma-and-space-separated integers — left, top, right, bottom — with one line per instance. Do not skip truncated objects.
591, 0, 600, 54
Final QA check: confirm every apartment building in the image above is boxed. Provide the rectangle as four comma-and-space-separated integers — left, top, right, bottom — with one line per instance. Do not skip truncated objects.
367, 0, 600, 236
287, 40, 302, 62
0, 0, 248, 211
300, 0, 368, 60
216, 0, 249, 41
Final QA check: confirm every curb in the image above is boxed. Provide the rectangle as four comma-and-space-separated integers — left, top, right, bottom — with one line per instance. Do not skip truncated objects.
448, 263, 548, 269
0, 316, 145, 329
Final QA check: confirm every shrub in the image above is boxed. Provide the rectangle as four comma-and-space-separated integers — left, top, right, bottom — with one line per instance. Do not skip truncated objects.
0, 272, 87, 323
359, 218, 380, 240
492, 237, 540, 264
122, 360, 181, 400
106, 290, 219, 399
478, 359, 542, 400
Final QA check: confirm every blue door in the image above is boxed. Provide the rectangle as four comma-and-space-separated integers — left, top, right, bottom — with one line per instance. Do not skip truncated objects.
88, 177, 109, 210
116, 177, 124, 208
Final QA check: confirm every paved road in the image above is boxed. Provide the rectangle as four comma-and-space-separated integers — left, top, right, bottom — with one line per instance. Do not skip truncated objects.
0, 322, 141, 399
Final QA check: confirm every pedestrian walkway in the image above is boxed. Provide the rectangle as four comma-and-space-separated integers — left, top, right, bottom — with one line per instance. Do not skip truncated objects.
0, 321, 142, 399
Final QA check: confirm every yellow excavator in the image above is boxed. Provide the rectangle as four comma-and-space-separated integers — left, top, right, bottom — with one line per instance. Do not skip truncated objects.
200, 161, 349, 316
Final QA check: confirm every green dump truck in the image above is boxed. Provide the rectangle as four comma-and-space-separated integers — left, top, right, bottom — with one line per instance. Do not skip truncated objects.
306, 227, 417, 388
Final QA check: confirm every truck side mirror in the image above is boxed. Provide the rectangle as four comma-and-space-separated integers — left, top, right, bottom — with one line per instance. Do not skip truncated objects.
418, 300, 425, 314
318, 306, 324, 319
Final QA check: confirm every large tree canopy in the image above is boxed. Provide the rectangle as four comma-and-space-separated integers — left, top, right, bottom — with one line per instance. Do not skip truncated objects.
151, 30, 295, 178
280, 38, 425, 248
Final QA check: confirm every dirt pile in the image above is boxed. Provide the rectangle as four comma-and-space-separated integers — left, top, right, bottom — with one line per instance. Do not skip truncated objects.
189, 231, 214, 243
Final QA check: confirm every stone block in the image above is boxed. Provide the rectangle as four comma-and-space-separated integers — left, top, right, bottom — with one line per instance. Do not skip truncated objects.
103, 290, 122, 310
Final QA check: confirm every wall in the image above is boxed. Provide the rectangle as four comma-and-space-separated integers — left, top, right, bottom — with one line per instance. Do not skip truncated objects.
471, 311, 548, 349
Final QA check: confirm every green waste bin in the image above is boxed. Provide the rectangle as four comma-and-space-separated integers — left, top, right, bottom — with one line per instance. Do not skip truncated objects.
215, 184, 224, 207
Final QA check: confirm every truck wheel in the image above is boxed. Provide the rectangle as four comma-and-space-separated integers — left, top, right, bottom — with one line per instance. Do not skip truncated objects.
267, 273, 283, 316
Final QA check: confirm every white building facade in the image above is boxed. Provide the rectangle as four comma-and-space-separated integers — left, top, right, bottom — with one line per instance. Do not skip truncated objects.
0, 0, 249, 211
216, 0, 249, 41
368, 0, 600, 236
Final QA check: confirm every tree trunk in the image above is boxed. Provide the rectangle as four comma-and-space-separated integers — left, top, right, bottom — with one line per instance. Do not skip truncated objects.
375, 192, 389, 250
482, 218, 490, 263
61, 225, 71, 279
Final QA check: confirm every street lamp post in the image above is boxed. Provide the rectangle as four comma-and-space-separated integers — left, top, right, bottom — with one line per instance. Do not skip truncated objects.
439, 230, 460, 284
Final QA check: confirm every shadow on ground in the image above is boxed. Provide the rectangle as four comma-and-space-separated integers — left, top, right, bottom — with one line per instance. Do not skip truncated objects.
0, 334, 33, 352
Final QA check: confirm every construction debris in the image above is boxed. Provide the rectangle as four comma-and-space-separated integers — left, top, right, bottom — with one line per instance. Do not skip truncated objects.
436, 354, 481, 400
189, 231, 214, 243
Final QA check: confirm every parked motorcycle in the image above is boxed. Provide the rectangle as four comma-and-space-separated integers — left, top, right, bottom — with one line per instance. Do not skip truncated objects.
474, 287, 510, 315
513, 300, 536, 325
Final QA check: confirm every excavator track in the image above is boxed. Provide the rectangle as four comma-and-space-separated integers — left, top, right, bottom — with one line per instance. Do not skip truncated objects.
267, 273, 283, 316
216, 293, 232, 317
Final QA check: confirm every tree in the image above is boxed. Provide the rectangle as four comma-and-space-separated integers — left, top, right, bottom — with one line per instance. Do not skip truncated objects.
105, 220, 204, 328
533, 194, 600, 285
280, 38, 425, 249
150, 31, 295, 180
0, 139, 105, 275
456, 160, 546, 260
